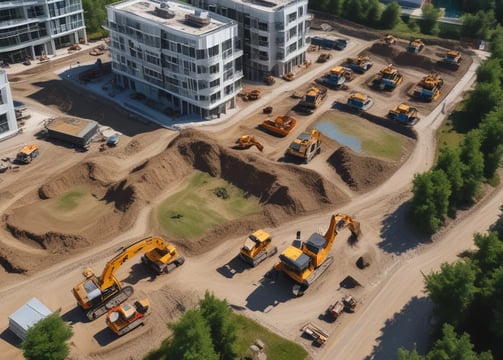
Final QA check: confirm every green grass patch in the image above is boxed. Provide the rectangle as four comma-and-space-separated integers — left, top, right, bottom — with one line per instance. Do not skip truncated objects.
436, 101, 473, 154
316, 112, 405, 161
54, 189, 87, 210
157, 172, 261, 239
233, 314, 308, 360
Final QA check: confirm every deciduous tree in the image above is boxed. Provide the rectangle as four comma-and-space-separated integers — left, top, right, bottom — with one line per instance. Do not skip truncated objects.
380, 1, 401, 29
435, 147, 465, 211
420, 3, 441, 35
459, 131, 485, 204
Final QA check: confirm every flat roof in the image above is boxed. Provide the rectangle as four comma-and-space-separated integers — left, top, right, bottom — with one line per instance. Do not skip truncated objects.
9, 298, 52, 333
46, 117, 98, 137
237, 0, 301, 11
111, 0, 231, 35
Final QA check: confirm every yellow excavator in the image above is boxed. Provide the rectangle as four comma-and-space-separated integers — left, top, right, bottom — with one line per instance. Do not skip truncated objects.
239, 229, 278, 267
274, 214, 360, 296
72, 236, 184, 320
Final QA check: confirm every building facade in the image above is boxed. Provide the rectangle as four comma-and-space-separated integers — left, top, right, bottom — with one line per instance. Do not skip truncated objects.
0, 70, 18, 140
190, 0, 310, 81
107, 0, 243, 120
0, 0, 86, 64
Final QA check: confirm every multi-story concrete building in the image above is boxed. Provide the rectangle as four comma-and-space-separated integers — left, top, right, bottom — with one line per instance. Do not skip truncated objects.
0, 0, 86, 64
191, 0, 310, 81
106, 0, 243, 120
0, 70, 18, 140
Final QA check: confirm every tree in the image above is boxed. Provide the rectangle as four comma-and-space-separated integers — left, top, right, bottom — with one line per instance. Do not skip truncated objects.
425, 262, 478, 326
366, 0, 383, 28
463, 82, 503, 130
199, 292, 237, 360
167, 309, 219, 360
476, 59, 502, 86
493, 206, 503, 239
82, 0, 107, 35
472, 232, 503, 275
21, 314, 73, 360
461, 11, 496, 40
459, 131, 485, 204
327, 0, 343, 16
398, 345, 425, 360
342, 0, 367, 24
407, 18, 420, 32
380, 1, 402, 29
420, 3, 441, 35
426, 323, 493, 360
435, 147, 465, 212
479, 109, 503, 179
490, 267, 503, 338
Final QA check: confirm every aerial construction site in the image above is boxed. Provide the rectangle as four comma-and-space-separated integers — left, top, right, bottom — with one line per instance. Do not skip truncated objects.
0, 14, 493, 360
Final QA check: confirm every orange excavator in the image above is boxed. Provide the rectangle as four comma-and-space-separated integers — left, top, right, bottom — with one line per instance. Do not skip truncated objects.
274, 214, 360, 296
235, 135, 264, 151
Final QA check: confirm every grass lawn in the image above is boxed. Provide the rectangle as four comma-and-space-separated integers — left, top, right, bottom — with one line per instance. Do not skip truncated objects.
234, 314, 308, 359
315, 112, 405, 161
53, 188, 88, 210
156, 171, 261, 239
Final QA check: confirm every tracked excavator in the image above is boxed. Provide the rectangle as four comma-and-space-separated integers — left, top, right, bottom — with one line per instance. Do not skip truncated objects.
274, 214, 360, 296
235, 135, 264, 151
239, 229, 278, 267
72, 236, 184, 320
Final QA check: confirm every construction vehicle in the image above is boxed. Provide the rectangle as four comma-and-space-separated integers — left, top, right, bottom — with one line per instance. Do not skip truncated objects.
301, 322, 329, 346
263, 76, 275, 85
282, 72, 295, 81
311, 36, 347, 50
439, 50, 463, 70
106, 298, 150, 336
235, 135, 264, 151
274, 214, 360, 296
316, 53, 331, 63
384, 34, 396, 45
343, 56, 373, 74
296, 86, 327, 114
319, 66, 353, 89
407, 39, 424, 53
342, 294, 357, 312
371, 64, 403, 91
72, 236, 184, 320
347, 92, 374, 112
15, 144, 39, 164
285, 129, 322, 163
260, 115, 297, 137
387, 103, 419, 126
239, 229, 278, 267
413, 72, 444, 102
326, 294, 357, 320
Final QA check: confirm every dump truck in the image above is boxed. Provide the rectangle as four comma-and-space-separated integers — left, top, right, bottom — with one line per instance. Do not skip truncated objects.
106, 298, 149, 336
239, 229, 278, 267
439, 50, 463, 70
15, 144, 39, 164
296, 86, 327, 114
407, 39, 424, 53
384, 34, 396, 45
310, 36, 347, 50
285, 129, 322, 163
371, 64, 403, 91
260, 115, 297, 137
274, 214, 360, 296
343, 56, 373, 74
347, 92, 374, 112
301, 322, 330, 345
319, 66, 353, 89
388, 103, 419, 126
235, 135, 264, 151
72, 236, 184, 320
326, 294, 357, 320
413, 72, 443, 102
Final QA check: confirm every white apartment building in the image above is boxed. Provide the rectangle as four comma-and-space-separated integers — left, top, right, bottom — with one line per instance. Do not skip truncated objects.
0, 70, 18, 140
191, 0, 310, 81
106, 0, 243, 120
0, 0, 86, 64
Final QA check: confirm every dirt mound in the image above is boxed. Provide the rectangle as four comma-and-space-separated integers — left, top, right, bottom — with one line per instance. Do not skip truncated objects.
3, 128, 350, 271
366, 43, 401, 61
365, 43, 435, 71
328, 146, 397, 192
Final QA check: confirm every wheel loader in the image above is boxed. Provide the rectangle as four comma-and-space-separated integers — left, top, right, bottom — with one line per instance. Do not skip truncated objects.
285, 129, 322, 163
274, 214, 361, 296
72, 236, 184, 320
106, 298, 150, 336
239, 229, 278, 267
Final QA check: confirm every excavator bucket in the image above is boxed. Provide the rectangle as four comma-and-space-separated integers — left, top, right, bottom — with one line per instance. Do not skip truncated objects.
348, 220, 361, 239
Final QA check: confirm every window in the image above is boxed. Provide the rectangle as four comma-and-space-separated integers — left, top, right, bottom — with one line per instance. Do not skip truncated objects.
0, 113, 8, 134
258, 22, 268, 31
208, 45, 219, 57
288, 12, 297, 23
210, 79, 220, 88
209, 63, 219, 74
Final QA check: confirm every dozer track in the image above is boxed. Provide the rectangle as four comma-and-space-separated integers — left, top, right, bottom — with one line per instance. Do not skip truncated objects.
240, 246, 278, 267
117, 317, 145, 336
305, 256, 334, 286
86, 286, 134, 320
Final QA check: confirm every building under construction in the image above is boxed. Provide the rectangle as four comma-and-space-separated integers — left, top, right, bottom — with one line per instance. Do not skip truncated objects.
45, 117, 98, 148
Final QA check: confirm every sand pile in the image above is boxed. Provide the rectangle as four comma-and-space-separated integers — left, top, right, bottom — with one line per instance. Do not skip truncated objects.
366, 43, 436, 72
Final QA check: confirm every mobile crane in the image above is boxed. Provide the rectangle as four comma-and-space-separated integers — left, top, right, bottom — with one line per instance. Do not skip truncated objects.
72, 236, 184, 320
274, 214, 360, 296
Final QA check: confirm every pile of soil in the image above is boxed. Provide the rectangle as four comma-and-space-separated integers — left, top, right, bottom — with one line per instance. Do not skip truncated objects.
365, 43, 436, 72
2, 129, 352, 273
327, 146, 396, 192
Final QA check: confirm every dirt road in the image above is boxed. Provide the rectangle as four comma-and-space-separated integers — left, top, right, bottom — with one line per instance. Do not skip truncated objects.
0, 37, 495, 360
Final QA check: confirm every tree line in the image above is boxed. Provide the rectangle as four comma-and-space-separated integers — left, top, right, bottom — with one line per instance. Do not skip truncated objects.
409, 27, 503, 234
398, 207, 503, 359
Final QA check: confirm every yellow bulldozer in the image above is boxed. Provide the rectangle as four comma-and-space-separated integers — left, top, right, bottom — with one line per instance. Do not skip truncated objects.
72, 236, 184, 320
413, 72, 443, 102
239, 229, 278, 267
235, 135, 264, 151
296, 86, 327, 114
371, 64, 403, 91
106, 298, 150, 336
407, 38, 424, 53
285, 129, 322, 163
274, 213, 361, 296
388, 103, 419, 126
439, 50, 463, 70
